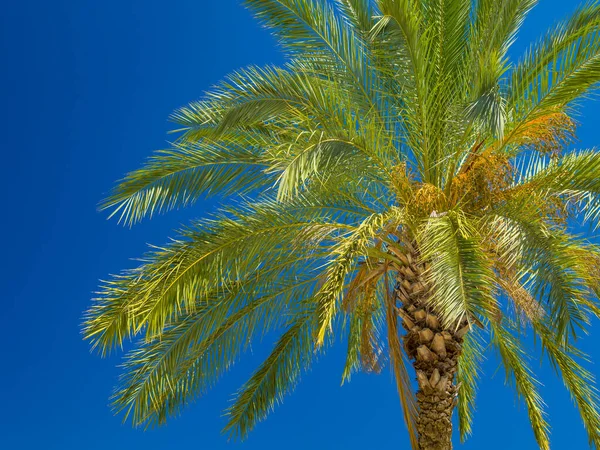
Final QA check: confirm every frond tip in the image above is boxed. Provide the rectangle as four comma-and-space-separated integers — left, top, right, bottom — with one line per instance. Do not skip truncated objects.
223, 315, 315, 439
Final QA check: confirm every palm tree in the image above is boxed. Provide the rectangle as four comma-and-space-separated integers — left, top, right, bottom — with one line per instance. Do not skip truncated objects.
84, 1, 600, 448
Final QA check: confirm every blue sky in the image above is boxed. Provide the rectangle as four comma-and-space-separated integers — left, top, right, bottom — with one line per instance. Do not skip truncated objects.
3, 1, 600, 449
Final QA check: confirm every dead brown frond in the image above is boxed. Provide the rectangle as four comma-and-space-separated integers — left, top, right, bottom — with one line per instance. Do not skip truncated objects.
342, 261, 386, 373
343, 262, 386, 312
384, 269, 419, 450
359, 302, 383, 374
497, 274, 545, 323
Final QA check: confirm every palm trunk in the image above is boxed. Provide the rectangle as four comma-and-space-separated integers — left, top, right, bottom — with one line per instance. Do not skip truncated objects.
394, 245, 467, 450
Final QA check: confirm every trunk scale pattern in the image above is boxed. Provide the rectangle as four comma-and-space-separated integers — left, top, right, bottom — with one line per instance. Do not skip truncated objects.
394, 245, 469, 450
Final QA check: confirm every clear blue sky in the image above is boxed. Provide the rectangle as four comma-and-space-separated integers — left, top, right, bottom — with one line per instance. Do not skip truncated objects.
2, 1, 600, 449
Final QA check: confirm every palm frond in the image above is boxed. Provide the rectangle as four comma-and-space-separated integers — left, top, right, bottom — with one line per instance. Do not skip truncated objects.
84, 197, 358, 353
342, 265, 386, 380
512, 150, 600, 227
100, 141, 270, 225
533, 321, 600, 448
506, 2, 600, 148
493, 215, 592, 342
223, 313, 316, 439
384, 270, 419, 450
316, 207, 404, 345
113, 274, 319, 428
509, 2, 600, 114
490, 320, 550, 450
244, 0, 374, 106
496, 271, 545, 324
334, 0, 375, 34
418, 211, 496, 328
472, 0, 538, 57
275, 134, 391, 201
456, 329, 485, 442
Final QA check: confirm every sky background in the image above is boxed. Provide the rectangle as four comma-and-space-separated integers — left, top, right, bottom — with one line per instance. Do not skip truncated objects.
3, 1, 600, 449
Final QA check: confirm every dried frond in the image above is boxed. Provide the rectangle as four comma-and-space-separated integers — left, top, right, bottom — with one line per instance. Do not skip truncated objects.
384, 270, 418, 450
358, 287, 384, 373
496, 272, 545, 323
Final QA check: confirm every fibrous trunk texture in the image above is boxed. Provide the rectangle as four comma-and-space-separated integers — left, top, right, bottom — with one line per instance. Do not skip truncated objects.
394, 243, 467, 450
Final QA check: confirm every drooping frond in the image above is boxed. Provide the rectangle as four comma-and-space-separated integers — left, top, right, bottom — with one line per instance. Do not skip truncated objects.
85, 196, 361, 353
384, 270, 418, 449
489, 209, 593, 341
490, 320, 550, 450
342, 262, 386, 380
316, 207, 405, 345
456, 329, 484, 442
496, 271, 545, 324
223, 313, 316, 439
113, 274, 320, 428
533, 321, 600, 448
418, 211, 496, 328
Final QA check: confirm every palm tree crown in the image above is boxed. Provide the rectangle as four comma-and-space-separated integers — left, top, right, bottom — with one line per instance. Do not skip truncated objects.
85, 1, 600, 448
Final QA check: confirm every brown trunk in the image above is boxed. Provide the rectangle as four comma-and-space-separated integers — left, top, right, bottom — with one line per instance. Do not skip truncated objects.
394, 244, 466, 450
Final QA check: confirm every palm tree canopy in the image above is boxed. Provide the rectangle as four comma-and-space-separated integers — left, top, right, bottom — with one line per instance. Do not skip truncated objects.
85, 1, 600, 448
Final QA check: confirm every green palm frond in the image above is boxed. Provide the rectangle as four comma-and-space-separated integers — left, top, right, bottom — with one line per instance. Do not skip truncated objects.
505, 4, 600, 148
100, 141, 271, 226
223, 313, 316, 439
274, 133, 392, 201
511, 150, 600, 227
418, 211, 496, 328
334, 0, 376, 34
374, 0, 432, 178
114, 274, 319, 428
515, 149, 600, 193
491, 320, 550, 450
533, 321, 600, 448
489, 207, 593, 341
472, 0, 538, 57
171, 65, 315, 137
456, 329, 485, 442
244, 0, 374, 105
85, 196, 359, 353
510, 1, 600, 105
